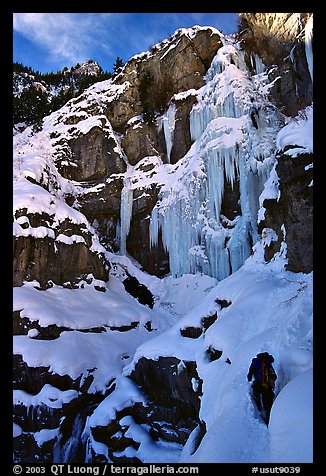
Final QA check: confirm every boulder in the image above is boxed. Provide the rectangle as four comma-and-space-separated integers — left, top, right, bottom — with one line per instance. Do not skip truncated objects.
123, 274, 154, 308
129, 356, 202, 420
13, 234, 108, 288
13, 207, 109, 288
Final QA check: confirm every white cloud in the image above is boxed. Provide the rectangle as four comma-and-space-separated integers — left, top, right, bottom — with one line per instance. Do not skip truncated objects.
13, 13, 114, 65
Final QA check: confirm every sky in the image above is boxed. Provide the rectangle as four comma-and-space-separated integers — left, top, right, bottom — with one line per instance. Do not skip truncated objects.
13, 13, 238, 74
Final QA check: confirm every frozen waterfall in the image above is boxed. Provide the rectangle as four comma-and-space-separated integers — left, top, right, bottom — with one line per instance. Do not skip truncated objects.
119, 178, 133, 255
150, 40, 281, 281
305, 15, 313, 82
160, 103, 176, 163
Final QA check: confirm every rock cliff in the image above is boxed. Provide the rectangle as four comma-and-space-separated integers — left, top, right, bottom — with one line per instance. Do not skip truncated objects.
13, 14, 313, 464
239, 13, 313, 116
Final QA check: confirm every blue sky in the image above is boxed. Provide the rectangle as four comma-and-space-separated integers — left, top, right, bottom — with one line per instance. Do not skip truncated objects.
13, 13, 238, 73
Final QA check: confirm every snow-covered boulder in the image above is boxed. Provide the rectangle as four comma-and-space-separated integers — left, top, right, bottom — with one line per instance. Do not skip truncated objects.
269, 369, 313, 462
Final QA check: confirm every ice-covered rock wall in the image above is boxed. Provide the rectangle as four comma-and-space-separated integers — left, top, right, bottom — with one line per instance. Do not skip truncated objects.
12, 16, 313, 464
150, 40, 282, 280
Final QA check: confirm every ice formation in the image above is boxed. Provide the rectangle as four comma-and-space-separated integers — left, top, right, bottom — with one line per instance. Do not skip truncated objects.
119, 177, 133, 255
150, 41, 282, 281
160, 102, 176, 163
305, 15, 313, 82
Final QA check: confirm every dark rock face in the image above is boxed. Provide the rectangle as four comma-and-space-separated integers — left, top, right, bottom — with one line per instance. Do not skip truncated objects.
238, 13, 311, 67
105, 28, 222, 133
206, 346, 223, 362
77, 177, 123, 251
267, 42, 313, 117
13, 235, 108, 288
238, 13, 313, 118
202, 312, 218, 331
13, 311, 108, 339
122, 121, 166, 166
216, 299, 232, 310
123, 274, 154, 308
90, 408, 142, 463
13, 354, 83, 395
170, 95, 197, 165
67, 126, 126, 181
13, 312, 68, 339
14, 400, 68, 433
259, 152, 313, 273
13, 203, 109, 288
14, 388, 107, 464
127, 186, 170, 277
13, 352, 107, 463
129, 356, 202, 419
13, 433, 56, 463
221, 178, 241, 222
180, 326, 202, 339
180, 312, 218, 338
90, 357, 204, 462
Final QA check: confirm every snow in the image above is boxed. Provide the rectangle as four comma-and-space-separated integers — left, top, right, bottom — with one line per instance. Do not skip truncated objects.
15, 330, 147, 394
14, 384, 79, 409
89, 377, 147, 428
13, 423, 22, 438
173, 89, 198, 102
114, 415, 183, 463
13, 222, 55, 240
149, 40, 280, 281
276, 106, 313, 156
90, 253, 312, 464
13, 24, 313, 465
56, 234, 86, 245
13, 276, 178, 393
13, 276, 156, 330
258, 163, 280, 223
269, 369, 313, 462
34, 428, 60, 447
27, 328, 39, 339
13, 178, 89, 227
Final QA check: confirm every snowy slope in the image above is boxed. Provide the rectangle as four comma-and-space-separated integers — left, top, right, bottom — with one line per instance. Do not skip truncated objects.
13, 275, 179, 394
116, 245, 312, 463
13, 23, 313, 464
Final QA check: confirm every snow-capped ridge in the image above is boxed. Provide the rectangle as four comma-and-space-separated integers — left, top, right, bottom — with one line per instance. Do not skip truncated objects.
124, 25, 224, 66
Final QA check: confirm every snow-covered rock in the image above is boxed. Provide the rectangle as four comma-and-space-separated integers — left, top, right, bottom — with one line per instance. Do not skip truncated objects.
13, 14, 313, 464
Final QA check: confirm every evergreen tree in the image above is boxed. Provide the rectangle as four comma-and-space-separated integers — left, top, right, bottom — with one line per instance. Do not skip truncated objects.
13, 59, 114, 127
113, 57, 124, 73
13, 87, 48, 127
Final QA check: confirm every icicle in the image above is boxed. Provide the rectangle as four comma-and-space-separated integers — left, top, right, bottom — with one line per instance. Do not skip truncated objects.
160, 103, 176, 163
119, 178, 133, 255
150, 37, 280, 281
254, 55, 266, 74
149, 206, 159, 248
305, 15, 313, 82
